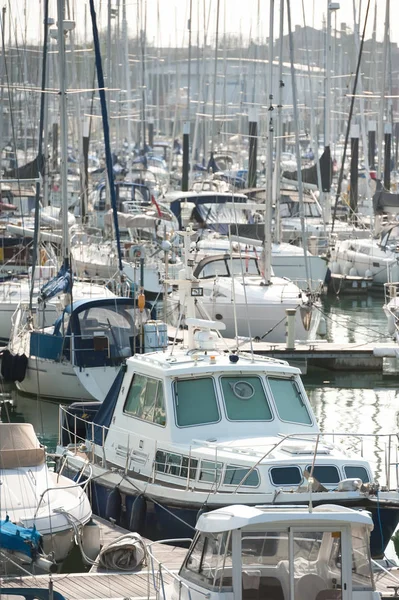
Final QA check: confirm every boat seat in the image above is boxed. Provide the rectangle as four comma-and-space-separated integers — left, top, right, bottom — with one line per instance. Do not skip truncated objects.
296, 574, 327, 600
315, 590, 342, 600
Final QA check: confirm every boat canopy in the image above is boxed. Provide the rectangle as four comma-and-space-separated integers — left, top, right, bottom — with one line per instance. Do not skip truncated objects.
196, 503, 373, 533
30, 298, 154, 368
0, 423, 45, 468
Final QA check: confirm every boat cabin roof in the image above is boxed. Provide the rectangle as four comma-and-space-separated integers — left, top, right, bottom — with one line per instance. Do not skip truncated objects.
196, 503, 373, 533
127, 349, 298, 378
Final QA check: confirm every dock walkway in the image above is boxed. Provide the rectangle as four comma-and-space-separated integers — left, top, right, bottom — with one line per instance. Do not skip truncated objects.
0, 516, 187, 600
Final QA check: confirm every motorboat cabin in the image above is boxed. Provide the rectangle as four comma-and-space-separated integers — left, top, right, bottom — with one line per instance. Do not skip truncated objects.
163, 504, 377, 600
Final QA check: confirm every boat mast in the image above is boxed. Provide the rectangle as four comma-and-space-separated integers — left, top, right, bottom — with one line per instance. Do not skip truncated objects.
264, 0, 274, 285
376, 0, 390, 183
57, 0, 71, 270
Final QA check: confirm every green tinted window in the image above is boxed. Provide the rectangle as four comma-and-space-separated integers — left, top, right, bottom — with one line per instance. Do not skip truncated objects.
124, 374, 166, 426
223, 466, 259, 487
221, 376, 272, 421
268, 377, 312, 425
174, 378, 219, 426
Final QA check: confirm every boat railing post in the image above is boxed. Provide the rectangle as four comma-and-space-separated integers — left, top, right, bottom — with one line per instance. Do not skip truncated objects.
74, 414, 77, 450
286, 308, 296, 350
186, 447, 192, 490
360, 437, 363, 458
387, 435, 392, 489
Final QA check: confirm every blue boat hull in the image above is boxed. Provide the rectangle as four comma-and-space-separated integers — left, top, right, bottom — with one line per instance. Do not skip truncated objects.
87, 479, 399, 558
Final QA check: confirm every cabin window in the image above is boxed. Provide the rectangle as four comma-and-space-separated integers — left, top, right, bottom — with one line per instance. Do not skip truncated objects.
270, 466, 302, 486
305, 465, 340, 485
198, 259, 229, 279
221, 376, 273, 421
199, 460, 223, 484
124, 374, 166, 426
155, 450, 198, 479
229, 258, 260, 276
181, 532, 232, 590
344, 466, 370, 483
268, 377, 312, 425
174, 377, 220, 426
223, 465, 259, 487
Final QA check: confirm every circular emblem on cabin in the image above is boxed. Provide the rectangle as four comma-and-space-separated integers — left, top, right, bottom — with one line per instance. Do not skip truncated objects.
215, 313, 223, 320
231, 380, 255, 400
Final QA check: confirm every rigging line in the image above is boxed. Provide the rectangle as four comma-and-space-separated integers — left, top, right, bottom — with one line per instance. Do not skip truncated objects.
331, 0, 372, 232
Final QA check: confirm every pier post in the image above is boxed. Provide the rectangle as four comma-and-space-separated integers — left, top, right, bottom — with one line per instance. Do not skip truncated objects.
148, 117, 154, 148
384, 122, 392, 190
286, 308, 296, 350
248, 108, 258, 189
368, 120, 376, 170
182, 121, 190, 192
350, 124, 359, 216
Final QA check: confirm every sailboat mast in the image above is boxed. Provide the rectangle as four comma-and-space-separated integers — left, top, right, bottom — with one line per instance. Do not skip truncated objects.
57, 0, 70, 267
264, 0, 274, 285
377, 0, 390, 183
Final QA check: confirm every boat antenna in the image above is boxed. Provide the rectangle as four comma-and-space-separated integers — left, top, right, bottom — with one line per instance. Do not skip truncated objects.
29, 0, 49, 312
331, 0, 372, 232
89, 0, 124, 276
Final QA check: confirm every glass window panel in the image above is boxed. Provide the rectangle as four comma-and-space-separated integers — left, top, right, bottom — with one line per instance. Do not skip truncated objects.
199, 460, 222, 483
181, 456, 198, 480
223, 465, 259, 487
153, 383, 166, 426
221, 376, 272, 421
141, 378, 158, 422
181, 533, 232, 590
294, 531, 334, 599
306, 465, 340, 484
174, 378, 219, 426
166, 453, 182, 476
351, 526, 373, 590
344, 466, 369, 483
155, 450, 166, 473
270, 466, 302, 486
268, 378, 312, 425
124, 373, 147, 417
199, 259, 229, 278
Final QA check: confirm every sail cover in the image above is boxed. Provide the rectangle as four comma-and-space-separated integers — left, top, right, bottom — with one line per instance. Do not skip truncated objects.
282, 148, 333, 191
39, 263, 72, 302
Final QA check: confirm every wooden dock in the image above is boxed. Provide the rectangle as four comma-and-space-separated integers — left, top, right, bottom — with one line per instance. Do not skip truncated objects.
168, 326, 399, 373
223, 340, 399, 373
0, 516, 187, 600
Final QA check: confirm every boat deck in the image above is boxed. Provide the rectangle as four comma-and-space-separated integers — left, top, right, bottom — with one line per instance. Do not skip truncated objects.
0, 516, 187, 600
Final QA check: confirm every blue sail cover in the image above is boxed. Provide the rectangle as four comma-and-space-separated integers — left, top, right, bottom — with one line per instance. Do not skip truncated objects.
0, 516, 42, 559
91, 367, 125, 445
40, 264, 72, 302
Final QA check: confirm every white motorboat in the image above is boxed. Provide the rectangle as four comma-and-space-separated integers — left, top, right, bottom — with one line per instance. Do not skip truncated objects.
329, 224, 399, 288
56, 307, 399, 559
154, 503, 377, 600
0, 423, 92, 575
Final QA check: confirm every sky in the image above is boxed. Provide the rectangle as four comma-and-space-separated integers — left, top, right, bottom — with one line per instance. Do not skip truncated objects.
7, 0, 397, 48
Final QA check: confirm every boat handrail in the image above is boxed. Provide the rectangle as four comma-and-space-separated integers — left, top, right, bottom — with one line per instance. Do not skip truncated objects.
58, 404, 399, 491
33, 463, 93, 518
146, 538, 211, 600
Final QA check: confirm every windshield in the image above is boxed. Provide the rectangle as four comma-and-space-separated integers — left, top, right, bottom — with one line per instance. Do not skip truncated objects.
221, 376, 273, 421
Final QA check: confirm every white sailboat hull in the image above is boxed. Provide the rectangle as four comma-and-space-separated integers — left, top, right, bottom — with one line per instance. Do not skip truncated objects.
15, 358, 120, 401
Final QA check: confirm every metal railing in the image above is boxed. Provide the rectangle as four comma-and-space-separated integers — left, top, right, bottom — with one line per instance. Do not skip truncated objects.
58, 405, 399, 493
146, 539, 212, 600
